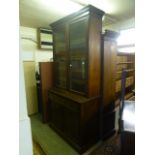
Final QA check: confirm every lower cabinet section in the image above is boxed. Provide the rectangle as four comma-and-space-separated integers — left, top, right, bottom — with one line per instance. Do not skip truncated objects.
49, 89, 100, 153
48, 89, 116, 153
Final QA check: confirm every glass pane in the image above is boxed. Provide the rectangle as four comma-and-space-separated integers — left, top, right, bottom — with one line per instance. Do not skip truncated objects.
69, 59, 86, 93
69, 18, 88, 93
54, 28, 66, 59
117, 28, 135, 46
54, 27, 67, 88
55, 60, 67, 88
69, 18, 87, 58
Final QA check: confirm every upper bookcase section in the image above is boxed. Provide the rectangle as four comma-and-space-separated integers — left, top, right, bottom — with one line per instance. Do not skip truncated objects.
50, 5, 105, 28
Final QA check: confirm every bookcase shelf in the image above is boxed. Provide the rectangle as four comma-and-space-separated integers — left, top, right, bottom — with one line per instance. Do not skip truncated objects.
117, 61, 134, 64
115, 52, 135, 105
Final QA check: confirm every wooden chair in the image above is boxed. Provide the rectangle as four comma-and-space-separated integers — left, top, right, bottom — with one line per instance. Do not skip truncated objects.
119, 69, 135, 155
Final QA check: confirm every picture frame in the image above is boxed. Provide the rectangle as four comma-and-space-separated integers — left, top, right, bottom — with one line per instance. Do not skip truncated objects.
38, 28, 53, 50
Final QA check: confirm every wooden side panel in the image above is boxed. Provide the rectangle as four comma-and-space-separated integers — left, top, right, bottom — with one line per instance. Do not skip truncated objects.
40, 62, 53, 123
103, 39, 117, 107
80, 99, 100, 145
23, 61, 38, 115
88, 14, 102, 97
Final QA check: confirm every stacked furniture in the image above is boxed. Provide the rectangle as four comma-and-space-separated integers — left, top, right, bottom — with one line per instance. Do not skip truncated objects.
100, 30, 119, 139
39, 62, 54, 123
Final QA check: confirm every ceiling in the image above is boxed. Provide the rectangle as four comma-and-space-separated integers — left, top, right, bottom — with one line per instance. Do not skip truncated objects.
19, 0, 135, 28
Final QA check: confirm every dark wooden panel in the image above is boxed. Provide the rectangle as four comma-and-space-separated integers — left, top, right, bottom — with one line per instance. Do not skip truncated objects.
63, 108, 80, 143
49, 92, 79, 112
121, 132, 135, 155
101, 30, 119, 107
103, 40, 117, 106
88, 13, 102, 97
50, 99, 63, 130
39, 62, 54, 123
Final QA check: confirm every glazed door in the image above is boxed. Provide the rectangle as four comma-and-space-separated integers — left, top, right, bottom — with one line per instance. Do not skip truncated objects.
68, 17, 88, 94
54, 27, 67, 89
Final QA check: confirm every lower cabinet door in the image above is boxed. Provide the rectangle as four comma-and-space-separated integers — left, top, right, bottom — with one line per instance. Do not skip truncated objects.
50, 100, 64, 131
63, 107, 79, 143
50, 93, 80, 144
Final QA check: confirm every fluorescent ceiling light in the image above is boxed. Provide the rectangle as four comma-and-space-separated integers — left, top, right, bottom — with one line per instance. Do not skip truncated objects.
117, 28, 135, 53
117, 28, 135, 45
118, 47, 135, 53
40, 0, 83, 15
122, 108, 135, 130
73, 0, 116, 14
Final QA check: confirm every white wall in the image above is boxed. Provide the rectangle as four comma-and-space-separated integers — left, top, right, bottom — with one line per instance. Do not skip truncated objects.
103, 17, 135, 32
20, 26, 53, 72
19, 37, 33, 155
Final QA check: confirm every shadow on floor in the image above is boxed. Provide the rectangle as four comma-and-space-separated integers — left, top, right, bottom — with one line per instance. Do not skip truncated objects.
30, 113, 120, 155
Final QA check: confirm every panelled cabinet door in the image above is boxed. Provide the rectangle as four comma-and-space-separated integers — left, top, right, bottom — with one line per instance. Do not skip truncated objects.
50, 100, 64, 130
63, 107, 80, 143
69, 17, 88, 94
54, 26, 67, 89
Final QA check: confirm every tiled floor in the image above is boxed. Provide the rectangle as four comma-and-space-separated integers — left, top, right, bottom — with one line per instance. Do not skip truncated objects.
30, 114, 103, 155
33, 140, 46, 155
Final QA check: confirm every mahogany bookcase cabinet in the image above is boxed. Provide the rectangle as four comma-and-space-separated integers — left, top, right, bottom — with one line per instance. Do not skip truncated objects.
100, 30, 120, 139
48, 5, 118, 153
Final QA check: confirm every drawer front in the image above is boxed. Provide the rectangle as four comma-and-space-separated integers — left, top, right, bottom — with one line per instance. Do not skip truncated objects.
49, 93, 79, 112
